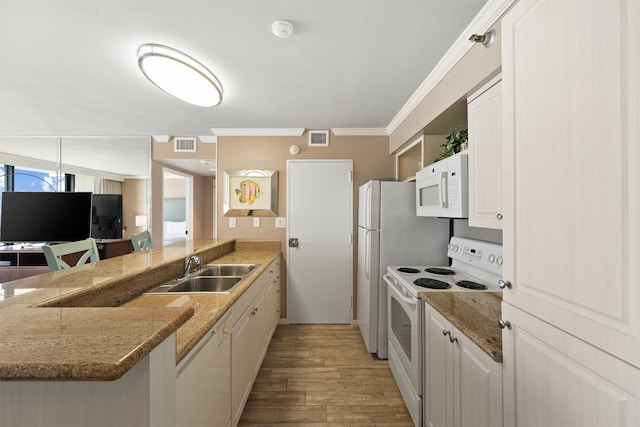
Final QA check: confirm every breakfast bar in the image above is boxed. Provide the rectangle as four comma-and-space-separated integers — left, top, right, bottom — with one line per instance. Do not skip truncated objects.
0, 239, 281, 426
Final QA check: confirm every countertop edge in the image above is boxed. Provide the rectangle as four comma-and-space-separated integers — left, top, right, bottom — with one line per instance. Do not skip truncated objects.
422, 292, 503, 364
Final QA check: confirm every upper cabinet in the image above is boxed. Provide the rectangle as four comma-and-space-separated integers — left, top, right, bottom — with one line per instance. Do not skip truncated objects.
467, 76, 502, 229
501, 0, 640, 369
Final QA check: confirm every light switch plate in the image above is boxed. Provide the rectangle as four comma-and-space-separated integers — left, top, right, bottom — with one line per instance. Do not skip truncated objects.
228, 217, 236, 228
275, 217, 286, 228
253, 217, 260, 228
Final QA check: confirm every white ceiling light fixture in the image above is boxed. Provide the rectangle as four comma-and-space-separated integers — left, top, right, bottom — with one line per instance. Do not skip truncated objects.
272, 20, 294, 38
137, 43, 223, 107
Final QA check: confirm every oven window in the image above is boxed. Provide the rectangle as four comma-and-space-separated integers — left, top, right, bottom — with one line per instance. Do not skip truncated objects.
390, 298, 412, 361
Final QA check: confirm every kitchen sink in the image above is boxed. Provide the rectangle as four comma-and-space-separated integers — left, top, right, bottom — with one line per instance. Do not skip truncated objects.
197, 264, 256, 277
144, 263, 260, 294
146, 276, 242, 294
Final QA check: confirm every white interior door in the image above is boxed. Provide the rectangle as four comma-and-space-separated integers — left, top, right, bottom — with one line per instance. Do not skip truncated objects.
287, 159, 353, 324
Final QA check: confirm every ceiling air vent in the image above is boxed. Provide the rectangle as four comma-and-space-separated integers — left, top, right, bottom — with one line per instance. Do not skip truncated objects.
174, 137, 197, 152
308, 130, 329, 147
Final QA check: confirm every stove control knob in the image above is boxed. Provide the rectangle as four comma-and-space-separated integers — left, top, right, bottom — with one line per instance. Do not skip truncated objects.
451, 245, 459, 253
488, 254, 496, 264
496, 256, 503, 266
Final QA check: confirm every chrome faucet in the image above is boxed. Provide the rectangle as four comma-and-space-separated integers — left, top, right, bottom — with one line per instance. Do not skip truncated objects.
183, 251, 202, 277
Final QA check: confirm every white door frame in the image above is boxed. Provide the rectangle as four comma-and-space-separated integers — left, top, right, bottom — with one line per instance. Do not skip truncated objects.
286, 159, 353, 324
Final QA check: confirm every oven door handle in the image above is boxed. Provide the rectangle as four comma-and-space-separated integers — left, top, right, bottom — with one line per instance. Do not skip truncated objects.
384, 274, 417, 307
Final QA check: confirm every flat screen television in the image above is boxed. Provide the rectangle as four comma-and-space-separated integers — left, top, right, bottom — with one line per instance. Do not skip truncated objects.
0, 192, 92, 243
91, 194, 123, 239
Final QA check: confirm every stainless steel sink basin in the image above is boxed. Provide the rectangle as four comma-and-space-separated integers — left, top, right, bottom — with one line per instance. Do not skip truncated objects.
197, 264, 256, 277
144, 263, 260, 295
146, 276, 242, 294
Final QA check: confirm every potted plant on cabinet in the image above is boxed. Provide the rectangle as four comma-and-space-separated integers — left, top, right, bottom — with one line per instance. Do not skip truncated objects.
436, 127, 468, 161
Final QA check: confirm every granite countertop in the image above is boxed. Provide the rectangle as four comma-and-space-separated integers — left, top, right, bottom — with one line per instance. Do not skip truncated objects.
122, 241, 281, 363
0, 239, 281, 381
422, 291, 503, 363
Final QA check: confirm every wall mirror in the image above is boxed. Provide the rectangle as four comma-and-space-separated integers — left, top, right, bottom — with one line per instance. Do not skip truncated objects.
0, 136, 151, 235
223, 169, 278, 217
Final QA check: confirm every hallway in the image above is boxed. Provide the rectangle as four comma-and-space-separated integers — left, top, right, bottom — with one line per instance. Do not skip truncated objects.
238, 324, 413, 426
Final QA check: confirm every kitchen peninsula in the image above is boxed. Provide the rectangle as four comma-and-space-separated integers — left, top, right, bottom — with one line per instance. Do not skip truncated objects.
0, 238, 281, 427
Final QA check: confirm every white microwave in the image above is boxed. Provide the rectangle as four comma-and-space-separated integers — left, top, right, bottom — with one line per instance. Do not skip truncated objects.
416, 152, 468, 218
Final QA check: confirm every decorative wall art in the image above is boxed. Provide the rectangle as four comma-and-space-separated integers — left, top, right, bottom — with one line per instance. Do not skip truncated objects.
223, 169, 278, 216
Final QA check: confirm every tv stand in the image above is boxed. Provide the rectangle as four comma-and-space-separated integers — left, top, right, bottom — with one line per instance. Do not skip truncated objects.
0, 239, 133, 283
0, 246, 48, 282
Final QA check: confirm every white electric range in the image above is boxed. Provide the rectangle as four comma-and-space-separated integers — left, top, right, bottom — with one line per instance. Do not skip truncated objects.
387, 236, 503, 296
384, 236, 503, 427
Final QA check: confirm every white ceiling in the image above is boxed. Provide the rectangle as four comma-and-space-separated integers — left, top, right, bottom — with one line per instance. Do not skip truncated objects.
0, 0, 488, 138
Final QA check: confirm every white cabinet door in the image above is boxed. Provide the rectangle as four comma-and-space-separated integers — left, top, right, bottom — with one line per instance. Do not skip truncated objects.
456, 329, 502, 427
468, 78, 502, 229
425, 304, 455, 427
231, 304, 256, 426
252, 291, 268, 371
176, 314, 231, 427
502, 302, 640, 427
424, 303, 502, 427
231, 261, 279, 427
264, 257, 281, 339
502, 0, 640, 366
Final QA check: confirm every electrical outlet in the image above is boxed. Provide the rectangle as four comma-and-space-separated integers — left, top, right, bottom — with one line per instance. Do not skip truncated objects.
253, 217, 260, 228
275, 217, 286, 228
228, 217, 236, 228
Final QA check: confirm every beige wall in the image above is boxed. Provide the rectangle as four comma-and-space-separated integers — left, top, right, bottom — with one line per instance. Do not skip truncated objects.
121, 178, 148, 236
389, 18, 503, 153
152, 138, 216, 161
217, 132, 393, 319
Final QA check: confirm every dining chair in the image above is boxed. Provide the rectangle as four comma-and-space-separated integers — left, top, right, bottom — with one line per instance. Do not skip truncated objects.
42, 238, 101, 272
131, 230, 153, 252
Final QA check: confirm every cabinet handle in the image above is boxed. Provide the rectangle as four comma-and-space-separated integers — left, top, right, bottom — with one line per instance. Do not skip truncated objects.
449, 335, 458, 344
498, 280, 512, 289
442, 329, 450, 337
499, 320, 512, 330
496, 213, 503, 220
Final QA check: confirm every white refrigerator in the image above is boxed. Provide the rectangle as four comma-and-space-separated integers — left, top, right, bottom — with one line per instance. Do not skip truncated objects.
357, 180, 449, 359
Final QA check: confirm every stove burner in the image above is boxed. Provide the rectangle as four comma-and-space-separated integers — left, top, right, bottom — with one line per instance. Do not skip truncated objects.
425, 267, 456, 275
414, 278, 451, 289
397, 267, 421, 274
456, 280, 488, 290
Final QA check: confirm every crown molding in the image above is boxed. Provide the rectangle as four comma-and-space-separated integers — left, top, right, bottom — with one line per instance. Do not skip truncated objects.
211, 128, 305, 137
198, 135, 218, 143
152, 135, 171, 143
386, 0, 516, 135
331, 128, 389, 136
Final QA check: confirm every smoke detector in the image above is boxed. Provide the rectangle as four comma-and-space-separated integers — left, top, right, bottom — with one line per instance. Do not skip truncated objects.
272, 20, 294, 38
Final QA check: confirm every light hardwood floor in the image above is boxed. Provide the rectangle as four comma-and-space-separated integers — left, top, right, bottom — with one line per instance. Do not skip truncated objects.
238, 324, 413, 426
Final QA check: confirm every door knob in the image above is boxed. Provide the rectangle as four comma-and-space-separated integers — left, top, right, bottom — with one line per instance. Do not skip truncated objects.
289, 238, 299, 248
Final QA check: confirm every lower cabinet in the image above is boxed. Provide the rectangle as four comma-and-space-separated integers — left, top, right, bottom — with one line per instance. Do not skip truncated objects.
502, 302, 640, 427
176, 311, 232, 427
424, 302, 502, 427
174, 255, 281, 427
231, 256, 281, 426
